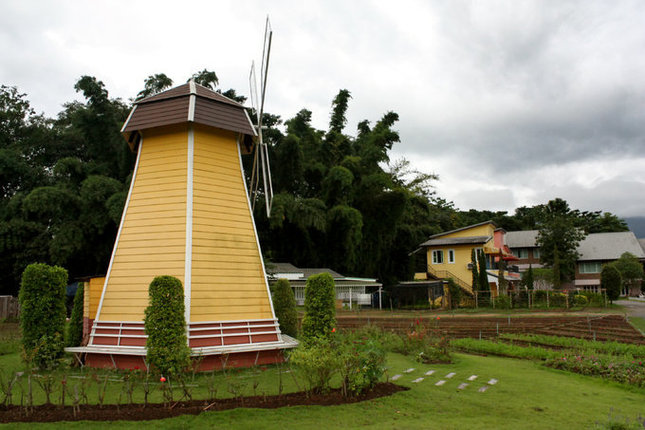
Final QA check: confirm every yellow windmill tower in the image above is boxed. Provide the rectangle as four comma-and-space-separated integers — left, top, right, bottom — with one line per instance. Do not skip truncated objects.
71, 22, 296, 370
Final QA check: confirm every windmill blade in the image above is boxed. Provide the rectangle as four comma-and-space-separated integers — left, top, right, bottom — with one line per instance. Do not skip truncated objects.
246, 16, 274, 217
259, 17, 273, 122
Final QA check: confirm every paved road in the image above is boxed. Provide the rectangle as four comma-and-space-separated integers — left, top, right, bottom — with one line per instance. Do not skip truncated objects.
617, 299, 645, 318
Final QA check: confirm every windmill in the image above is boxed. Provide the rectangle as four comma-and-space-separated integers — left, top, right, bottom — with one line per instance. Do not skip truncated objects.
66, 18, 296, 371
248, 17, 274, 217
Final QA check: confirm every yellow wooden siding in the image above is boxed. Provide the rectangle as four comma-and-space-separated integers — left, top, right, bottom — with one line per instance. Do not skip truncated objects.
97, 127, 187, 321
87, 277, 105, 319
190, 126, 273, 322
441, 223, 495, 239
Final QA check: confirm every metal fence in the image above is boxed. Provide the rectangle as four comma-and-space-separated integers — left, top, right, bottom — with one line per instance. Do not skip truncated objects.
466, 289, 607, 309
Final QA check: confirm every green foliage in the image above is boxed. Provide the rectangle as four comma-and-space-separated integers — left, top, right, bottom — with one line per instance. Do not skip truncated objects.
67, 284, 84, 347
137, 73, 173, 99
189, 69, 219, 90
611, 252, 644, 291
477, 250, 489, 291
288, 338, 339, 393
521, 265, 534, 290
470, 248, 479, 291
144, 276, 190, 376
18, 263, 67, 368
337, 332, 386, 395
393, 320, 451, 364
536, 198, 587, 285
602, 264, 622, 303
301, 273, 336, 344
493, 294, 512, 309
446, 278, 462, 309
574, 294, 588, 307
271, 278, 298, 338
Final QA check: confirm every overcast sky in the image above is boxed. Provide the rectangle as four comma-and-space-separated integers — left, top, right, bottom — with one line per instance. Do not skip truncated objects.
1, 0, 644, 217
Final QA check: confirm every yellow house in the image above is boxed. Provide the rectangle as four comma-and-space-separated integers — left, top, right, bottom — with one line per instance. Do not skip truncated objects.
67, 82, 296, 370
416, 221, 519, 294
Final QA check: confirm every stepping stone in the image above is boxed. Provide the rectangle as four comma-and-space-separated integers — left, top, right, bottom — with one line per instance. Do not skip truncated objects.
391, 374, 402, 381
412, 377, 424, 383
404, 368, 416, 373
457, 383, 468, 390
425, 370, 435, 376
488, 378, 498, 385
478, 386, 489, 393
445, 372, 456, 379
467, 375, 478, 381
435, 380, 446, 386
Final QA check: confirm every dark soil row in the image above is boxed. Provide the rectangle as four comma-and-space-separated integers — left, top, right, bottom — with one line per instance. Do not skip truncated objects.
336, 315, 645, 344
0, 383, 408, 423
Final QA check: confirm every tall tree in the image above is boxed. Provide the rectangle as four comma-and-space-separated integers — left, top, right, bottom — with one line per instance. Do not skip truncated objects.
611, 252, 644, 294
536, 198, 586, 286
137, 73, 173, 99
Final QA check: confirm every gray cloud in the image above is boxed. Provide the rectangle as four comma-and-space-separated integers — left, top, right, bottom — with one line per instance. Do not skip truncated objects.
1, 0, 643, 217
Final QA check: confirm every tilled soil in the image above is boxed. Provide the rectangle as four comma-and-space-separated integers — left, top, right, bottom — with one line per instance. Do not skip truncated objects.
0, 383, 408, 423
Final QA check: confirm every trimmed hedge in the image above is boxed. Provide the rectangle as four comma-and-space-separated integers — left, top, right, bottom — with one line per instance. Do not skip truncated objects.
144, 276, 190, 375
19, 263, 68, 368
67, 284, 84, 347
272, 278, 298, 338
301, 273, 336, 343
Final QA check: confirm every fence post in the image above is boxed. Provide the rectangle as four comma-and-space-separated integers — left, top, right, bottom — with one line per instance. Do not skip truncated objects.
475, 292, 478, 309
546, 291, 550, 308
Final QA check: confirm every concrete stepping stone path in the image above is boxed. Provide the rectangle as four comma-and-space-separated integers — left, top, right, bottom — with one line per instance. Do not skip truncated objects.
425, 370, 435, 376
445, 372, 456, 378
457, 383, 469, 390
435, 380, 446, 386
404, 368, 416, 373
488, 378, 498, 385
467, 375, 478, 381
412, 377, 424, 383
478, 386, 489, 393
391, 374, 402, 381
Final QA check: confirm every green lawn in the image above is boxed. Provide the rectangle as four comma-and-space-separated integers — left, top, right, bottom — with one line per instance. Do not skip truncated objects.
629, 316, 645, 335
3, 352, 645, 429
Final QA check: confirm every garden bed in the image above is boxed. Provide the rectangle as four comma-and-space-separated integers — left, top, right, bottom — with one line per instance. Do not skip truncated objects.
0, 382, 407, 423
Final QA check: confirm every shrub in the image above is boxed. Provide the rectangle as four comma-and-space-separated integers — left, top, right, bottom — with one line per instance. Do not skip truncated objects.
272, 278, 298, 338
301, 273, 336, 343
338, 334, 386, 396
19, 263, 67, 369
573, 294, 588, 307
144, 276, 190, 376
550, 292, 568, 308
493, 294, 511, 310
602, 264, 622, 303
289, 338, 340, 393
67, 284, 84, 347
394, 319, 451, 364
581, 292, 605, 307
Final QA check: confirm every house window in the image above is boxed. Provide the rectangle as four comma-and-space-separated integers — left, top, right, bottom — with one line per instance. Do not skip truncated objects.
448, 249, 455, 263
533, 248, 540, 258
579, 262, 602, 274
432, 250, 444, 264
513, 248, 528, 259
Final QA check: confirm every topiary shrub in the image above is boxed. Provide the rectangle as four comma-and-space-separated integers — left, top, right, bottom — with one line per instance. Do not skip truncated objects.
19, 263, 68, 369
144, 276, 190, 376
301, 273, 336, 344
602, 264, 622, 303
493, 294, 511, 310
272, 278, 298, 338
67, 284, 85, 347
574, 294, 588, 307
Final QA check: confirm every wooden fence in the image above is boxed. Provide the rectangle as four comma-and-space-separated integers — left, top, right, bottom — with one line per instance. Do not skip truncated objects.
0, 296, 19, 320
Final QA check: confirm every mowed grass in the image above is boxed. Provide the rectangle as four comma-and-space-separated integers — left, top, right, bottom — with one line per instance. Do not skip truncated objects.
3, 352, 645, 429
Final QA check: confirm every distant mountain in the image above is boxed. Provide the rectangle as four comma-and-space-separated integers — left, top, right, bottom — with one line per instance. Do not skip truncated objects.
625, 216, 645, 238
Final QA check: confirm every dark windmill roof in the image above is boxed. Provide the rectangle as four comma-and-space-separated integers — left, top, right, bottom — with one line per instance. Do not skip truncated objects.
121, 81, 256, 140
